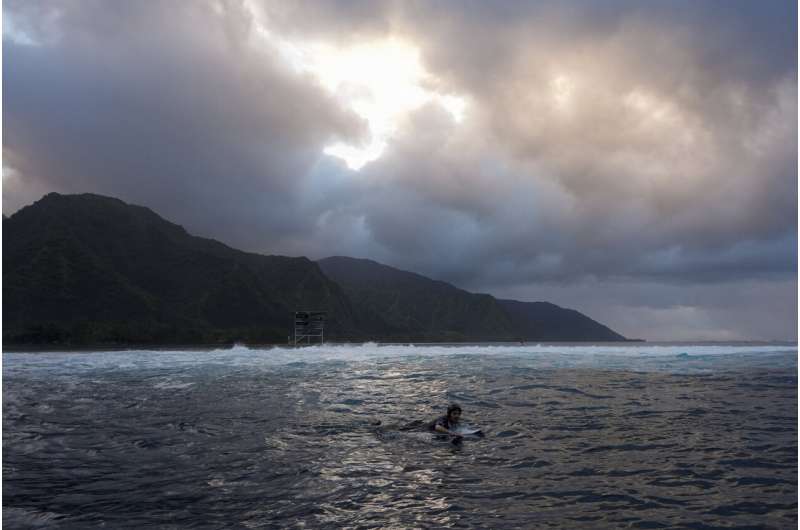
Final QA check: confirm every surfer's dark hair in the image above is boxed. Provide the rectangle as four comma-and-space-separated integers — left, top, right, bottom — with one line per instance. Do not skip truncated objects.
447, 403, 462, 415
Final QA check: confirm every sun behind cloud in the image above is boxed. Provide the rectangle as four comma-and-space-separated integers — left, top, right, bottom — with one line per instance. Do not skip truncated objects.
252, 20, 467, 170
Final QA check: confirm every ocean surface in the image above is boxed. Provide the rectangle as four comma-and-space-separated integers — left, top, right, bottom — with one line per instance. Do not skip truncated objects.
3, 342, 798, 529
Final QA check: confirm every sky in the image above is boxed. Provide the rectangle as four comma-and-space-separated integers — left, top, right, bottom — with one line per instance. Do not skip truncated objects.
2, 0, 797, 341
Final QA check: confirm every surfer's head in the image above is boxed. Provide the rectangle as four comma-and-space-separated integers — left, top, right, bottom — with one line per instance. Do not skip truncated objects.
447, 403, 462, 422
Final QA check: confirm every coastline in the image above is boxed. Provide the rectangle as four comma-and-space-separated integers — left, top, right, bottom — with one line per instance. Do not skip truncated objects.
5, 339, 798, 354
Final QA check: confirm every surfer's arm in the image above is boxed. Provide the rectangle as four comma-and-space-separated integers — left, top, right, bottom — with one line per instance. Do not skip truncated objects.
434, 423, 458, 436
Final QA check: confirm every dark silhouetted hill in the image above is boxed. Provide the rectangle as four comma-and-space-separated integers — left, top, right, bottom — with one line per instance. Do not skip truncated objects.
498, 299, 626, 341
318, 256, 627, 342
4, 192, 627, 346
3, 193, 363, 345
317, 256, 518, 341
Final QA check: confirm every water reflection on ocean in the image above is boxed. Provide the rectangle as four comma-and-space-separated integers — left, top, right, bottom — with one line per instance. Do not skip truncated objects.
3, 344, 797, 528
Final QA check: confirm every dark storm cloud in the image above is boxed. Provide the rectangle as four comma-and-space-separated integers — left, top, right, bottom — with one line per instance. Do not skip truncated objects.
3, 0, 366, 250
3, 1, 796, 339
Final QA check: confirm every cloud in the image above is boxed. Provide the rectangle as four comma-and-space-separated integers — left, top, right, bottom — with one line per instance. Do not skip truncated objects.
3, 0, 796, 339
490, 277, 798, 342
3, 0, 366, 250
234, 0, 797, 281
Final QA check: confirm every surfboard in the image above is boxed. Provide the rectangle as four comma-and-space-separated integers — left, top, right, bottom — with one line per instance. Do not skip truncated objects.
452, 425, 484, 436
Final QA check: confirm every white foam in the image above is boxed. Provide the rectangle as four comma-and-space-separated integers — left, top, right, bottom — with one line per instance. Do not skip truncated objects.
151, 379, 195, 390
3, 342, 795, 375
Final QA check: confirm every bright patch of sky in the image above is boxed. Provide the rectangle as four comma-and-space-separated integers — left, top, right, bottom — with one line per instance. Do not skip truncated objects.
2, 165, 19, 181
550, 74, 574, 111
252, 23, 467, 170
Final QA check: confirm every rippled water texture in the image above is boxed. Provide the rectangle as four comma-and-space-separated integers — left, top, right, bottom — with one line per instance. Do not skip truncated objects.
4, 344, 798, 528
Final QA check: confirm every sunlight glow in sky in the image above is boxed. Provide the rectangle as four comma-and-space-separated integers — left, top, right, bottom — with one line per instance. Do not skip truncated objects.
254, 25, 467, 170
550, 74, 574, 111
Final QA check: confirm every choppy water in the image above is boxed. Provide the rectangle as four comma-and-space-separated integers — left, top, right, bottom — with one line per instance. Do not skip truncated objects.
4, 343, 798, 529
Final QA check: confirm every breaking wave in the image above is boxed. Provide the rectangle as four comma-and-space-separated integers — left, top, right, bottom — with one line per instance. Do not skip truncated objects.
4, 341, 796, 376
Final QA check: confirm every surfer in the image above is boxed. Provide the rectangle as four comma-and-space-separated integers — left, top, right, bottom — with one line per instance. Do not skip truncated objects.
429, 403, 464, 438
374, 403, 481, 445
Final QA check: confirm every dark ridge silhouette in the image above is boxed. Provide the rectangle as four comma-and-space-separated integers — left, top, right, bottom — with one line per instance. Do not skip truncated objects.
498, 299, 627, 342
4, 192, 627, 346
3, 193, 363, 345
318, 256, 627, 342
317, 256, 518, 341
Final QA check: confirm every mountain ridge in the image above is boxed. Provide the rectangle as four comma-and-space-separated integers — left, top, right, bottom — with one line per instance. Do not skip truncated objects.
3, 192, 627, 345
318, 255, 627, 342
4, 193, 364, 344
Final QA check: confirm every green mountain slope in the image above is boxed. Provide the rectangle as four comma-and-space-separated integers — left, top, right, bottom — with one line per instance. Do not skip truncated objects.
318, 256, 627, 342
317, 256, 518, 341
4, 192, 627, 346
498, 299, 627, 341
3, 193, 360, 345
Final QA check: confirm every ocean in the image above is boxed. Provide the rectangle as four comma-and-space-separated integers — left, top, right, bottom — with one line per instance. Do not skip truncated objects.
3, 342, 797, 529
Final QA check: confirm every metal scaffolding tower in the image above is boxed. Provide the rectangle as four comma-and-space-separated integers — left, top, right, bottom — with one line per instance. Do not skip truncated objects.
293, 311, 327, 346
